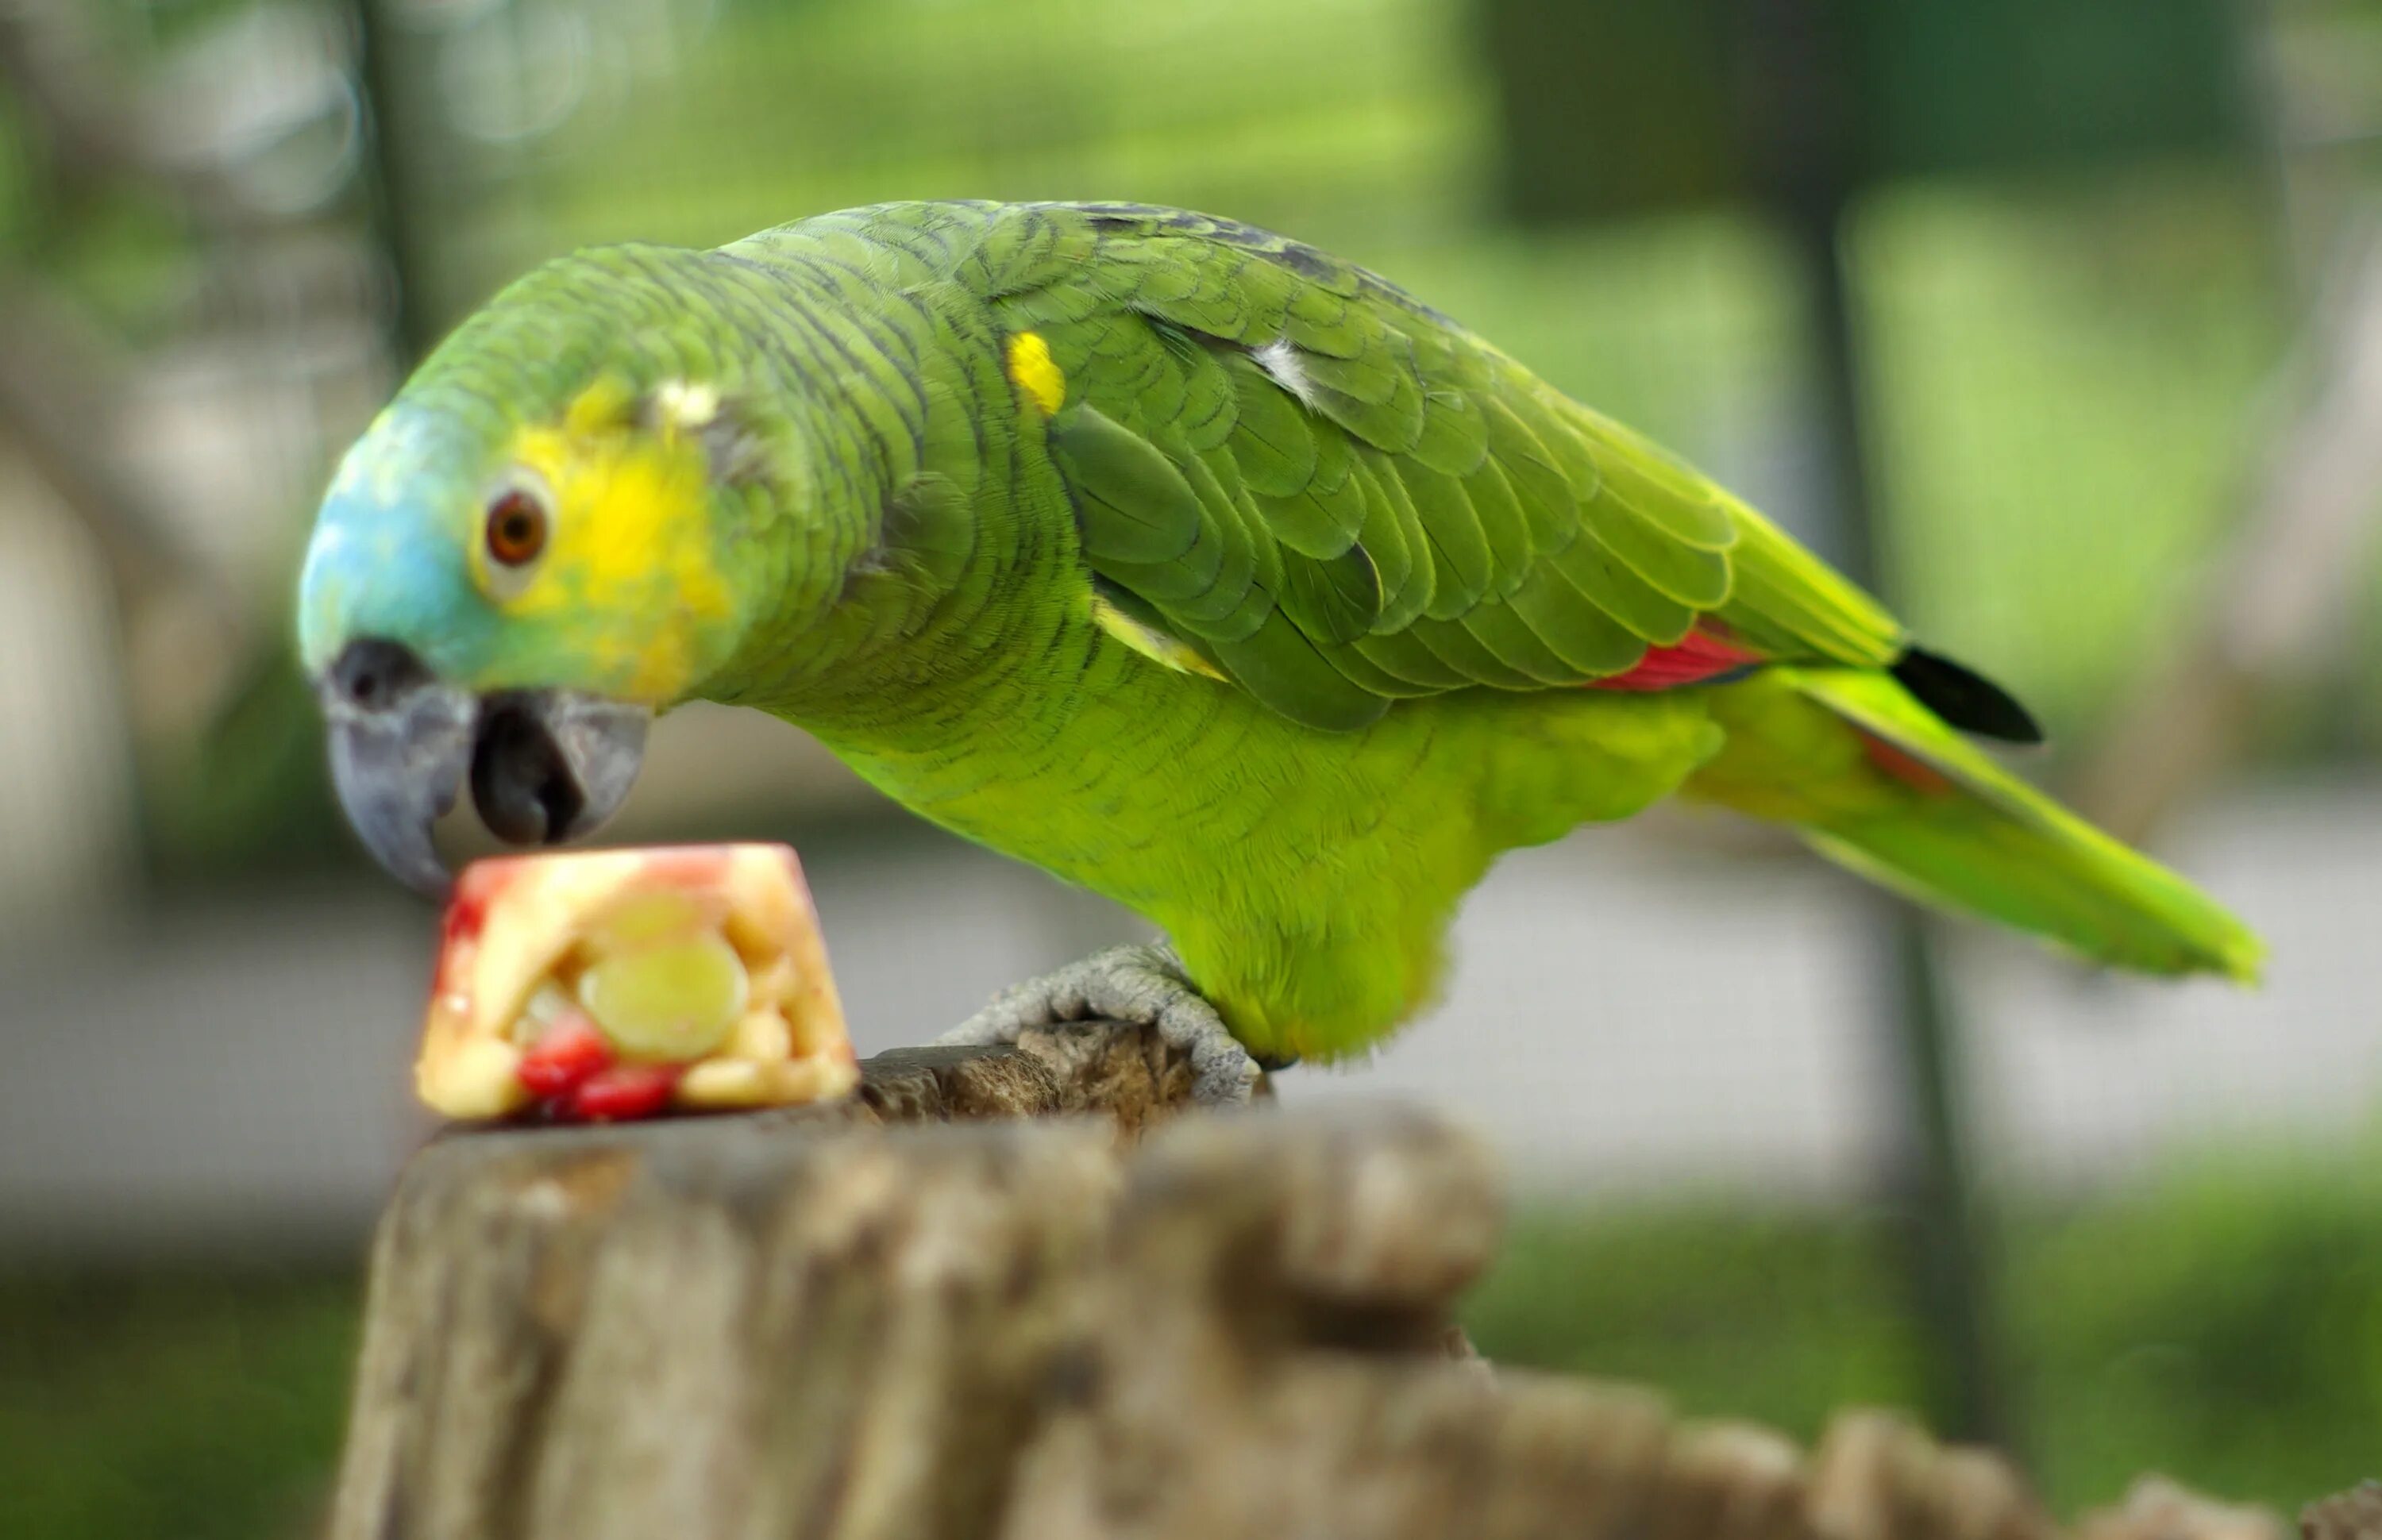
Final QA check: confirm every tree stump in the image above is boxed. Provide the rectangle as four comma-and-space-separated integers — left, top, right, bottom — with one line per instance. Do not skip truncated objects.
2301, 1482, 2382, 1540
329, 1021, 2302, 1540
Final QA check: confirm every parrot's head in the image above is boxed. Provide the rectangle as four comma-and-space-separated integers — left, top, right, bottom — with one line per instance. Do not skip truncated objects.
298, 248, 782, 897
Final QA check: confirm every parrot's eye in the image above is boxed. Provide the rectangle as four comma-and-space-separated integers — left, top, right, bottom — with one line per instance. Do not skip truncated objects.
484, 487, 549, 570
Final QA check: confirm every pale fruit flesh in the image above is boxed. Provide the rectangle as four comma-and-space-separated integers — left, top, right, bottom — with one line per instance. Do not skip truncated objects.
413, 844, 860, 1122
576, 930, 749, 1061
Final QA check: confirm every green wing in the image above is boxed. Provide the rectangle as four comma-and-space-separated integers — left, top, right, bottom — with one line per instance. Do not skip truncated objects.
943, 201, 1907, 731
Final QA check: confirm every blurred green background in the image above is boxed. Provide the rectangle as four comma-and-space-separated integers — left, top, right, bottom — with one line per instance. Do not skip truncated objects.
3, 0, 2380, 1534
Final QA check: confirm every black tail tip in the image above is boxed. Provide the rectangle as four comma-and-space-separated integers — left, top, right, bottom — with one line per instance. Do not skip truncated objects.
1891, 646, 2045, 745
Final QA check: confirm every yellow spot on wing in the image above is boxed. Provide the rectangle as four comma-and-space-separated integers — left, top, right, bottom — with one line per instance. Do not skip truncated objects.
1090, 593, 1226, 680
1006, 331, 1066, 416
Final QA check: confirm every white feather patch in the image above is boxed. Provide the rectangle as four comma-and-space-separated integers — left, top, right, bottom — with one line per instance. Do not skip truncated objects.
1252, 339, 1318, 409
653, 379, 721, 432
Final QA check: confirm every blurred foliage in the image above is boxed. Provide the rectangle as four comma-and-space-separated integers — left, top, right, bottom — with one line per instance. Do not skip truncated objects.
36, 187, 200, 338
2010, 1143, 2382, 1512
1856, 171, 2283, 725
0, 89, 29, 252
1470, 1142, 2382, 1515
417, 0, 1478, 301
141, 642, 360, 887
0, 83, 193, 330
0, 1267, 357, 1540
1463, 1200, 1931, 1433
5, 1146, 2376, 1540
1482, 0, 2250, 221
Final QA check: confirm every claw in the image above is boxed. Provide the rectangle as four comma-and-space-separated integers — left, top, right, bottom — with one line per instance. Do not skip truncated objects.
939, 941, 1262, 1106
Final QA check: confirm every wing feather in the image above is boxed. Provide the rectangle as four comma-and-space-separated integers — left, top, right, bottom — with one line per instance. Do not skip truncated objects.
947, 201, 1907, 731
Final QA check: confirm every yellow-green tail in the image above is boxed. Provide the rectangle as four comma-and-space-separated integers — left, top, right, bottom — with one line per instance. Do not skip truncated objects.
1685, 667, 2263, 982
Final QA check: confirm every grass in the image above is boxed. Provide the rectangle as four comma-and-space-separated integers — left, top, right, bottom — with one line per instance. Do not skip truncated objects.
0, 1268, 358, 1540
1469, 1148, 2382, 1517
1466, 1203, 1933, 1442
2006, 1152, 2382, 1511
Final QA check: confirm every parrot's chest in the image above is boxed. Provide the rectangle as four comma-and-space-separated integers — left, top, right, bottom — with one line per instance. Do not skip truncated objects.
792, 623, 1717, 1060
806, 622, 1467, 922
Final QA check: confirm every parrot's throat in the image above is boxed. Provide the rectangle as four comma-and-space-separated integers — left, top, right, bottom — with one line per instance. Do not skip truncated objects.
720, 482, 1106, 825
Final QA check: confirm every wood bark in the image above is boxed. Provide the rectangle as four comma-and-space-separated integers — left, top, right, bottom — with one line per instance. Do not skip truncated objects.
2301, 1482, 2382, 1540
330, 1021, 2311, 1540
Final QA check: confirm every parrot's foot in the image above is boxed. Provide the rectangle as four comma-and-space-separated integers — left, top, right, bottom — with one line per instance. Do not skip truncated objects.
936, 942, 1263, 1107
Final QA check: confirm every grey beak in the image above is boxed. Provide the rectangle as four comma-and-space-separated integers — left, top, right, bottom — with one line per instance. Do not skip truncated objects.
468, 689, 650, 849
318, 640, 649, 899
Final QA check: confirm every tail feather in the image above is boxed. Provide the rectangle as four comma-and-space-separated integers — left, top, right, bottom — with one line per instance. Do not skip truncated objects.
1686, 668, 2262, 982
1889, 646, 2044, 744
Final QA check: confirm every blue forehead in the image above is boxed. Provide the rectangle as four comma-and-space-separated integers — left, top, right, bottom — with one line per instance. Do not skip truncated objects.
295, 408, 501, 677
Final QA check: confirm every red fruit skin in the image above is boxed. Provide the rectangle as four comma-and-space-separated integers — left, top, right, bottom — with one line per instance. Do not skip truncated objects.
441, 862, 511, 950
566, 1064, 683, 1122
640, 846, 734, 889
516, 1017, 615, 1100
433, 860, 517, 998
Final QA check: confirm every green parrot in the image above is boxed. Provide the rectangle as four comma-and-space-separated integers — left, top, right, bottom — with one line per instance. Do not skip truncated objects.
299, 201, 2261, 1101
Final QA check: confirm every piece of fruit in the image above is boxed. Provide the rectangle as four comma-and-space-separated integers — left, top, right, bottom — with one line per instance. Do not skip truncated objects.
515, 1014, 615, 1099
412, 843, 859, 1123
567, 1063, 684, 1122
576, 930, 748, 1061
421, 1036, 528, 1121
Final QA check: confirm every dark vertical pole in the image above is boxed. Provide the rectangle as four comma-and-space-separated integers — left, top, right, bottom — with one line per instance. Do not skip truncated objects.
1798, 202, 2010, 1453
1739, 0, 2012, 1451
348, 0, 435, 367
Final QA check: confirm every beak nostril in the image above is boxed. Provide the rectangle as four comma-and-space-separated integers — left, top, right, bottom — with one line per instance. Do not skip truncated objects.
327, 639, 432, 711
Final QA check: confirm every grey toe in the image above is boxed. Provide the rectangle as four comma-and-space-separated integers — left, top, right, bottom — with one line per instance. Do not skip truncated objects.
933, 941, 1261, 1105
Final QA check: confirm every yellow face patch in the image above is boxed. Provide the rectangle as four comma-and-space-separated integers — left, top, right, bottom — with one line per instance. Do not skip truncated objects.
1005, 331, 1066, 416
474, 381, 735, 703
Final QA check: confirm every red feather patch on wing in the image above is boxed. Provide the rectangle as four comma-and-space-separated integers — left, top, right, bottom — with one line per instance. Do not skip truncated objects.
1857, 730, 1956, 797
1586, 626, 1766, 692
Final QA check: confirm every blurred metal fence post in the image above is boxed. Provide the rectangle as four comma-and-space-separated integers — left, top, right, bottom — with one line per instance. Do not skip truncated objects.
348, 0, 434, 368
1478, 0, 2029, 1447
1802, 228, 2012, 1452
1740, 0, 2012, 1453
